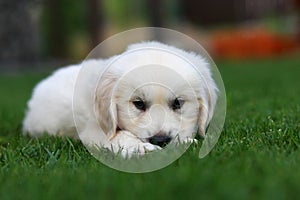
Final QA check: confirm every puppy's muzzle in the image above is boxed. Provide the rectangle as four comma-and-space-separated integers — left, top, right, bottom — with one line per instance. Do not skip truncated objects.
148, 134, 171, 147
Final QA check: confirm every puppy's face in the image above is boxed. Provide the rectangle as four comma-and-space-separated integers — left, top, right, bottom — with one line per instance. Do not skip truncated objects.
95, 46, 217, 148
113, 65, 201, 146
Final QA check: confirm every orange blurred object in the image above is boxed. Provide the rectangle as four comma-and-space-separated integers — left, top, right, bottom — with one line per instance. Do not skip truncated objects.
211, 29, 297, 59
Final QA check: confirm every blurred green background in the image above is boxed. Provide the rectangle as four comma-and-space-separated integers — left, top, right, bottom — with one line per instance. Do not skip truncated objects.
1, 0, 299, 69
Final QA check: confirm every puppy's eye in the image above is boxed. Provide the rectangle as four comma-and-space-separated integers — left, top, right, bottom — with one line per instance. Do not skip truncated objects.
172, 98, 184, 110
133, 99, 146, 111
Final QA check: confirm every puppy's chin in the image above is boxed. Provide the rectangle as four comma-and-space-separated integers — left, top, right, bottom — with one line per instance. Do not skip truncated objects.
132, 129, 195, 146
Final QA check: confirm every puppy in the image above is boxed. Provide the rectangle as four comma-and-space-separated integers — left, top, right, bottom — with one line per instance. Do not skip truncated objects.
23, 42, 218, 157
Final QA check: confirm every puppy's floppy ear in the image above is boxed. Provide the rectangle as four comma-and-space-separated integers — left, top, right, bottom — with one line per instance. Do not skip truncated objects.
197, 84, 218, 138
94, 73, 118, 140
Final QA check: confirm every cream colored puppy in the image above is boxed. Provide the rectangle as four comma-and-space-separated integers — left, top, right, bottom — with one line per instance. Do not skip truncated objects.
23, 42, 218, 157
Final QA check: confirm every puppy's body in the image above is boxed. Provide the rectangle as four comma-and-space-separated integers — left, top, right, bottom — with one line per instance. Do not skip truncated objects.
23, 42, 218, 157
23, 65, 80, 138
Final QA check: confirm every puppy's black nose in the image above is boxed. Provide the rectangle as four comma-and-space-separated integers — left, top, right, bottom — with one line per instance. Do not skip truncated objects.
148, 135, 171, 147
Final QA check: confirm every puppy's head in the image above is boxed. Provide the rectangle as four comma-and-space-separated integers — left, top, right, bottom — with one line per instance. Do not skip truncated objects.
95, 42, 218, 147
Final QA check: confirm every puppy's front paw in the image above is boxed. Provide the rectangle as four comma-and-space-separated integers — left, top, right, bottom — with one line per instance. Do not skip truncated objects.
120, 142, 161, 158
173, 137, 198, 145
182, 137, 198, 144
110, 131, 161, 158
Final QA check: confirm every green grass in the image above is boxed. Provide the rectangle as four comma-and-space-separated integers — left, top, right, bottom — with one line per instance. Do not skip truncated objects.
1, 57, 300, 199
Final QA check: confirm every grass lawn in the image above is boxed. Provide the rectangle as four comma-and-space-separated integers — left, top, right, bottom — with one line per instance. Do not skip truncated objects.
0, 57, 300, 199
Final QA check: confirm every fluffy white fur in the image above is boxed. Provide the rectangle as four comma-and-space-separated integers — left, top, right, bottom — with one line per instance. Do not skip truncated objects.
23, 41, 218, 158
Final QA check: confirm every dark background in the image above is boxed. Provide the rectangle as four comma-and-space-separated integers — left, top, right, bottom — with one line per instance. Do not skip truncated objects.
0, 0, 299, 71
